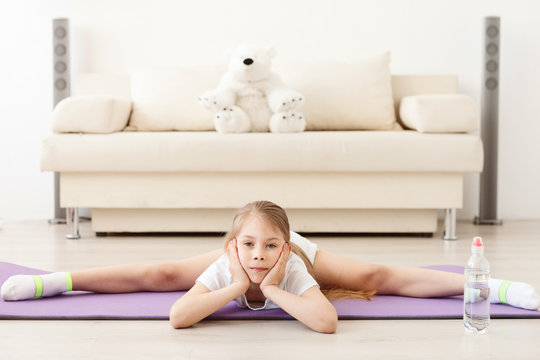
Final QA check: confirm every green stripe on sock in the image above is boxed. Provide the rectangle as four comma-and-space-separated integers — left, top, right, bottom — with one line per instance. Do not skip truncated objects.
465, 288, 480, 302
499, 281, 512, 304
33, 275, 43, 298
65, 272, 73, 292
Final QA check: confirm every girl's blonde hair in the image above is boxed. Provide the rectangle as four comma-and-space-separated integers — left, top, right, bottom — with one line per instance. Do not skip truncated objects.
224, 200, 375, 301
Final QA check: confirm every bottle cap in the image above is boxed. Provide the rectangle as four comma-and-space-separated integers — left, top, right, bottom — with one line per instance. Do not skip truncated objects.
472, 236, 483, 247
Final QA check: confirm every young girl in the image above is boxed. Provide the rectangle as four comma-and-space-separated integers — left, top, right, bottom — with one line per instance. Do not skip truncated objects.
2, 201, 539, 333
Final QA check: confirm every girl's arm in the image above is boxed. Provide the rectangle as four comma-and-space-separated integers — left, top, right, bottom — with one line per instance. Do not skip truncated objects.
262, 285, 337, 334
170, 239, 250, 329
169, 281, 248, 329
260, 245, 338, 334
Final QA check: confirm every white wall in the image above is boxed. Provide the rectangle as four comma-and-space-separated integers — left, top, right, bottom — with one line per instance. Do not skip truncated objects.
1, 0, 539, 220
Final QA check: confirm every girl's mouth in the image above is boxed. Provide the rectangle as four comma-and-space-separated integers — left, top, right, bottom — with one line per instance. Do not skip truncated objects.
250, 267, 267, 272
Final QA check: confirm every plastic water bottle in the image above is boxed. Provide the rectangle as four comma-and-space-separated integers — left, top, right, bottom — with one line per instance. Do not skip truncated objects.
463, 236, 490, 333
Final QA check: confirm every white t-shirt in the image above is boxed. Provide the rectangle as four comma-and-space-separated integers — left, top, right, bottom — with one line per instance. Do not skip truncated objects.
196, 250, 319, 310
289, 231, 318, 264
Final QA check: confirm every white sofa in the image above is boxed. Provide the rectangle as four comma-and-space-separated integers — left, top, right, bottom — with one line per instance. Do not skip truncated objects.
41, 54, 483, 238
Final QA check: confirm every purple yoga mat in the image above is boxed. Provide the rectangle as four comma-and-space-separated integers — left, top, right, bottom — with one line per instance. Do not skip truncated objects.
0, 262, 539, 320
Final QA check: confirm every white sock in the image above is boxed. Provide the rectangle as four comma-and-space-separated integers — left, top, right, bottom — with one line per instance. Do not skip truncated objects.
1, 272, 72, 301
464, 287, 488, 304
489, 278, 540, 310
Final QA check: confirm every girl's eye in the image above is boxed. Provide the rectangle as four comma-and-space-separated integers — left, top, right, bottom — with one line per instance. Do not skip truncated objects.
243, 242, 253, 247
267, 244, 277, 248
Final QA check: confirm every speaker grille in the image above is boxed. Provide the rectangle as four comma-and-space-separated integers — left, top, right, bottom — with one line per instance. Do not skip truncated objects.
485, 60, 498, 72
486, 25, 499, 38
54, 44, 67, 56
52, 19, 70, 107
54, 26, 66, 39
485, 78, 498, 90
486, 43, 498, 55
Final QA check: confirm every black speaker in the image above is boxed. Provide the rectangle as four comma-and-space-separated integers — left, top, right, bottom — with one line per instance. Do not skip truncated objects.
475, 16, 502, 225
50, 18, 71, 222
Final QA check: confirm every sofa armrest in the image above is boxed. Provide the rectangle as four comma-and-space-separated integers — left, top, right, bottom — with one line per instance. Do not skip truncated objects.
52, 95, 132, 134
399, 94, 479, 133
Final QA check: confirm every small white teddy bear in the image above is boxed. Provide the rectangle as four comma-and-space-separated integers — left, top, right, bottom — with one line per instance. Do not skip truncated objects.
199, 45, 306, 133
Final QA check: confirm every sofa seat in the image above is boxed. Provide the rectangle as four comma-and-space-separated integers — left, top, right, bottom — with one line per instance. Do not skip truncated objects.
41, 131, 482, 173
41, 130, 482, 234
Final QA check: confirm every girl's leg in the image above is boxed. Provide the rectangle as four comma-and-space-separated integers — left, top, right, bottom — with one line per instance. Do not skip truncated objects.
1, 249, 223, 300
72, 249, 223, 293
312, 250, 464, 297
312, 250, 539, 309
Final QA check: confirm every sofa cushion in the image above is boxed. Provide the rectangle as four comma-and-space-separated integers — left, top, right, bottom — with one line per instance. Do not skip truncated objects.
41, 131, 482, 173
276, 52, 401, 131
52, 95, 132, 134
128, 66, 223, 131
400, 94, 479, 133
128, 54, 400, 132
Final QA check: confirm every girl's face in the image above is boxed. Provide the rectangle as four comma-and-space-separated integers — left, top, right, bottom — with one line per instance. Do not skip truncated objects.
234, 215, 286, 284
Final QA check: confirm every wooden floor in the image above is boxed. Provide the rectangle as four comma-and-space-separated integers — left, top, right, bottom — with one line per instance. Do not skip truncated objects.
0, 219, 539, 359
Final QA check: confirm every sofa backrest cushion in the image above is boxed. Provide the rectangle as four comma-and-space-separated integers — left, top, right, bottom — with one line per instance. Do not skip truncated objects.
276, 52, 401, 131
128, 66, 224, 131
75, 73, 131, 100
126, 53, 401, 131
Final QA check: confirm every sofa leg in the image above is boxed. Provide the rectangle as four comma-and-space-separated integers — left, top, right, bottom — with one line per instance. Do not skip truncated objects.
66, 207, 81, 240
443, 208, 457, 241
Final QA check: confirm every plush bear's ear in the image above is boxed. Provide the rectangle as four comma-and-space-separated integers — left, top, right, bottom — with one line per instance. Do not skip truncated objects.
265, 45, 277, 58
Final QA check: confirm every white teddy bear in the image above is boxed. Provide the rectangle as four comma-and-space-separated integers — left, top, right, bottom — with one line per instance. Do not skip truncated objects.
199, 45, 306, 133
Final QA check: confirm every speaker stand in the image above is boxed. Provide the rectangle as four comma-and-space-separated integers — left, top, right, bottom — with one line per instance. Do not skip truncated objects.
48, 218, 67, 224
473, 217, 503, 225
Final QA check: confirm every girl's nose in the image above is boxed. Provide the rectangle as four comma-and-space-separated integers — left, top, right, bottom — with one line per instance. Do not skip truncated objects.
252, 252, 265, 261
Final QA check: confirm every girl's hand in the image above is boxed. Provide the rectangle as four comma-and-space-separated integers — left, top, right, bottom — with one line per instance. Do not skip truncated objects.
260, 243, 291, 293
227, 239, 250, 290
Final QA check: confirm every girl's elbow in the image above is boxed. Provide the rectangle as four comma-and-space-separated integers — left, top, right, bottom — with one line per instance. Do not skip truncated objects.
170, 317, 189, 329
314, 310, 338, 334
169, 309, 193, 329
313, 318, 337, 334
321, 315, 338, 334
